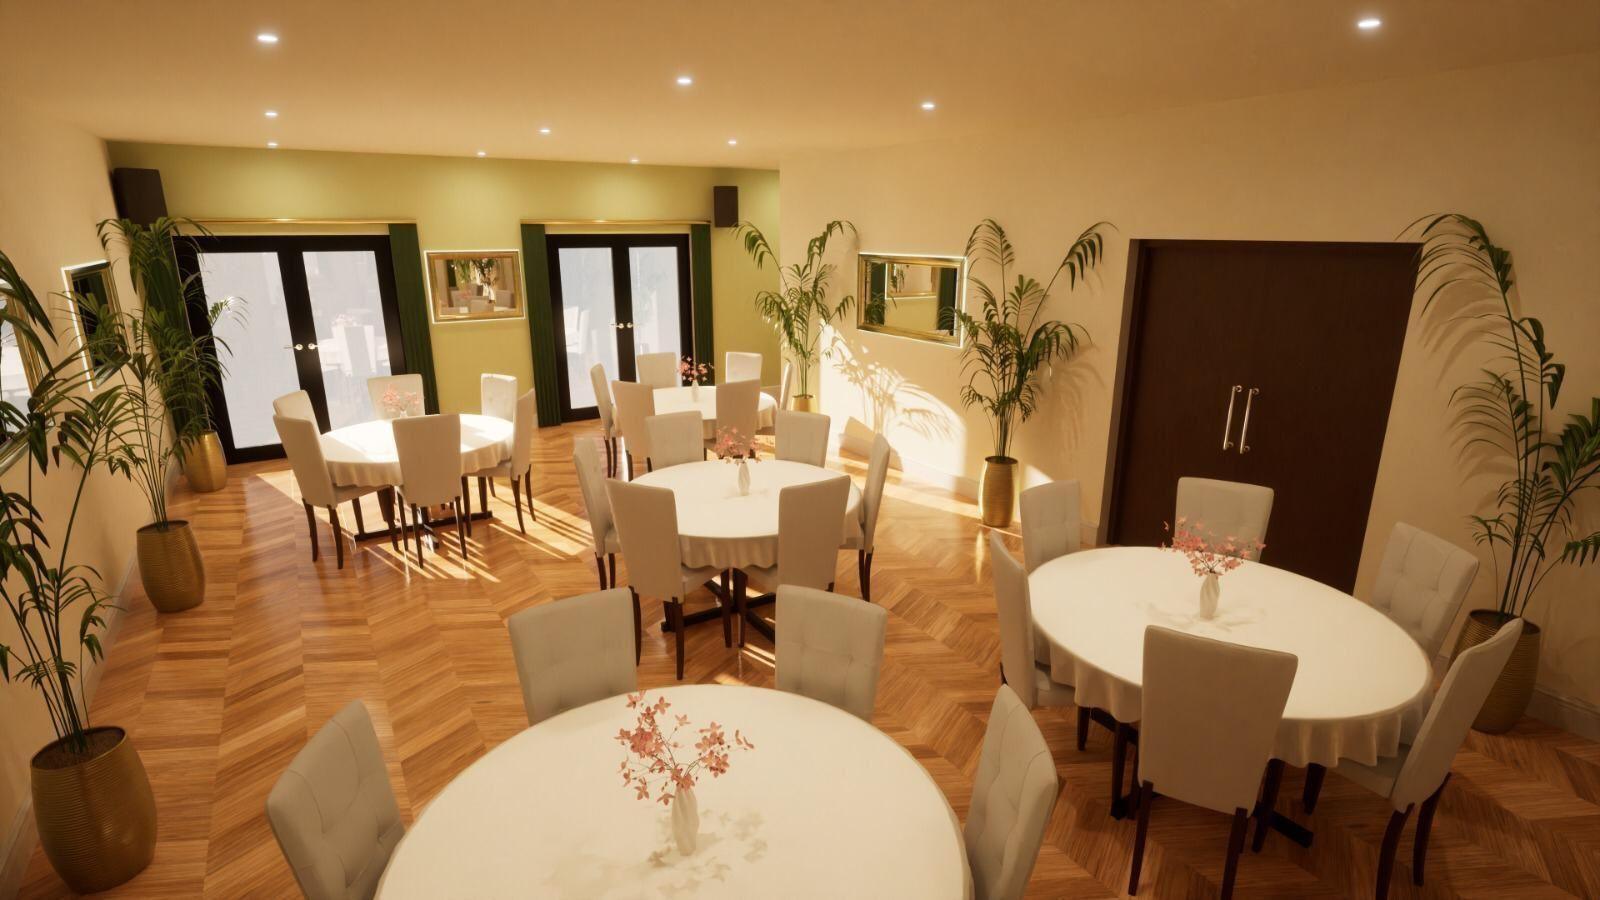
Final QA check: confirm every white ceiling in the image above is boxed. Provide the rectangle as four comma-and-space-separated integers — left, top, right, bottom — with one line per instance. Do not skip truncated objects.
5, 0, 1597, 168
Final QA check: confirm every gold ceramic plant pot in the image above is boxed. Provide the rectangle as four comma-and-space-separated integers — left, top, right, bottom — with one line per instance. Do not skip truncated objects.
791, 395, 817, 413
1452, 609, 1541, 733
980, 456, 1017, 528
31, 727, 156, 894
137, 520, 205, 613
183, 430, 228, 493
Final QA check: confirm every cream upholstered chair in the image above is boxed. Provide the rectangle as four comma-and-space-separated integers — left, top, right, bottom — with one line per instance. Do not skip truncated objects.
393, 414, 466, 566
964, 685, 1058, 900
724, 351, 763, 385
465, 389, 537, 533
1127, 627, 1297, 899
840, 433, 891, 601
774, 410, 830, 467
739, 476, 850, 641
759, 360, 794, 433
480, 373, 518, 421
990, 533, 1076, 708
589, 363, 619, 476
1020, 480, 1081, 573
1174, 476, 1274, 554
635, 351, 678, 389
367, 373, 424, 420
605, 479, 727, 679
573, 438, 620, 591
275, 415, 387, 567
611, 380, 656, 476
711, 377, 760, 456
273, 390, 318, 425
508, 588, 640, 724
645, 411, 705, 469
266, 701, 403, 900
774, 585, 887, 721
1369, 522, 1479, 657
1330, 619, 1521, 900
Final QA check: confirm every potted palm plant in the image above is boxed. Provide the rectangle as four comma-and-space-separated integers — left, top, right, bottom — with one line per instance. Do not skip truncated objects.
98, 218, 229, 493
951, 219, 1110, 527
1413, 213, 1600, 732
732, 220, 855, 412
0, 252, 157, 892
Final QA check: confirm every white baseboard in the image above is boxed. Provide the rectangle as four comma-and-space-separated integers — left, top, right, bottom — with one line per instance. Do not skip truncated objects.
837, 428, 978, 499
1527, 686, 1600, 742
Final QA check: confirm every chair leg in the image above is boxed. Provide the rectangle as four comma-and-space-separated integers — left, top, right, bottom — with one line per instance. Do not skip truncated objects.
669, 600, 685, 679
608, 554, 616, 591
595, 554, 608, 590
1252, 758, 1285, 852
488, 477, 497, 498
351, 497, 365, 535
1128, 781, 1154, 895
859, 549, 875, 602
478, 476, 489, 513
454, 500, 469, 559
1302, 762, 1327, 813
719, 570, 733, 647
631, 589, 642, 664
511, 475, 526, 533
328, 506, 345, 569
382, 488, 400, 552
1376, 805, 1412, 900
1111, 723, 1132, 818
304, 501, 319, 562
1221, 807, 1249, 900
460, 477, 472, 537
733, 570, 749, 647
1077, 706, 1091, 751
603, 435, 614, 478
1413, 775, 1449, 885
411, 504, 425, 567
523, 466, 535, 522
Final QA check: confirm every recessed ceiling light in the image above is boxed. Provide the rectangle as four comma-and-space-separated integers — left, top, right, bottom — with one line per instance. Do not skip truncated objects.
264, 109, 279, 118
266, 141, 279, 149
1357, 17, 1382, 29
539, 127, 552, 135
727, 138, 738, 146
476, 150, 487, 157
676, 75, 693, 86
920, 100, 936, 111
256, 32, 279, 44
629, 157, 640, 164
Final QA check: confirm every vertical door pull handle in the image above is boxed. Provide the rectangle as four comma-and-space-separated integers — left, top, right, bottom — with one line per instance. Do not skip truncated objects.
292, 343, 305, 351
1222, 385, 1242, 450
307, 342, 318, 350
1238, 388, 1259, 454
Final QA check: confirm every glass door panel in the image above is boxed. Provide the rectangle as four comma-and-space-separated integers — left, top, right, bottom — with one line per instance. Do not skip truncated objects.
197, 251, 299, 451
627, 246, 682, 358
302, 250, 393, 428
555, 246, 619, 412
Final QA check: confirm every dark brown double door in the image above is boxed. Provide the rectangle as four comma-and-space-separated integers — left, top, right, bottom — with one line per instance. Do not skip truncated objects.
1104, 240, 1418, 591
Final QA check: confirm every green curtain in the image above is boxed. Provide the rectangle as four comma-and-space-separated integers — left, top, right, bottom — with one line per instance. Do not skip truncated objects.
521, 223, 562, 426
387, 224, 439, 413
690, 224, 714, 367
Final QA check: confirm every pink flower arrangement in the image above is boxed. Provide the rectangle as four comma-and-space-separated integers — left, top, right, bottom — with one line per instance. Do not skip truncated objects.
616, 692, 754, 806
678, 357, 713, 386
1164, 516, 1264, 577
711, 425, 754, 461
379, 386, 422, 417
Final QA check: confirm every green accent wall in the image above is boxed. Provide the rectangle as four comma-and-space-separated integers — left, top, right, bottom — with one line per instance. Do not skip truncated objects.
690, 224, 714, 367
521, 223, 561, 426
387, 223, 439, 413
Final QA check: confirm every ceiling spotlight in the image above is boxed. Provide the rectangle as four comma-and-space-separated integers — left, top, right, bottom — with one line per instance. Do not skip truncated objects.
256, 32, 279, 44
264, 109, 279, 118
476, 150, 487, 157
539, 127, 552, 135
629, 157, 640, 164
266, 141, 279, 149
920, 100, 936, 111
676, 75, 693, 86
727, 138, 738, 146
1357, 17, 1382, 29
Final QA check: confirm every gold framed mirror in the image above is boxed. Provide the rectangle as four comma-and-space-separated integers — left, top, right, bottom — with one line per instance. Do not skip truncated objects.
62, 260, 120, 384
426, 250, 524, 322
856, 253, 963, 345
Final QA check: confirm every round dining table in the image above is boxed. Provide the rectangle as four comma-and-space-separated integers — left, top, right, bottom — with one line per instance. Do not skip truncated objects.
1029, 546, 1431, 770
320, 413, 513, 487
375, 685, 971, 900
653, 385, 778, 439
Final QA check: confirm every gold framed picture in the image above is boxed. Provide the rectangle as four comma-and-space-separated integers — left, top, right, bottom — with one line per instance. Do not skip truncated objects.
425, 250, 524, 322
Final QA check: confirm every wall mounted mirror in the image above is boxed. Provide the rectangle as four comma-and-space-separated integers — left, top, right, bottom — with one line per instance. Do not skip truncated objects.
426, 250, 524, 321
62, 260, 119, 380
856, 253, 963, 345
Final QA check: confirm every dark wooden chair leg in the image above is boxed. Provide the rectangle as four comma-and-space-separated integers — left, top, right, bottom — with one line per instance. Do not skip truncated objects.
412, 504, 426, 567
608, 554, 616, 590
524, 467, 535, 521
733, 570, 749, 646
669, 600, 686, 679
454, 500, 469, 559
1221, 807, 1249, 899
861, 550, 874, 602
595, 554, 608, 589
478, 476, 489, 512
1128, 781, 1154, 895
719, 570, 733, 647
1077, 706, 1091, 751
625, 451, 634, 480
1252, 758, 1285, 852
603, 436, 614, 478
351, 497, 365, 535
1413, 775, 1449, 885
1376, 805, 1412, 900
380, 488, 399, 551
304, 501, 320, 561
1111, 723, 1132, 818
328, 506, 345, 569
488, 477, 497, 498
511, 475, 526, 533
1302, 762, 1327, 813
460, 477, 472, 537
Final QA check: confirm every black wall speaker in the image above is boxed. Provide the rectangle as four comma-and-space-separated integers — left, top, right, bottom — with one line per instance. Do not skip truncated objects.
713, 185, 738, 228
110, 168, 169, 225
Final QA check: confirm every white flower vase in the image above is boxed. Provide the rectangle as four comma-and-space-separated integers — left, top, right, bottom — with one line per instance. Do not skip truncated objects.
671, 787, 699, 855
691, 382, 701, 401
1198, 572, 1220, 620
736, 459, 751, 496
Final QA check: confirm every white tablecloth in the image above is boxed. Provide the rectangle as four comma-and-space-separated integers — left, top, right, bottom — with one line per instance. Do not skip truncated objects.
635, 460, 862, 569
376, 685, 970, 900
320, 414, 513, 487
654, 385, 778, 439
1029, 546, 1432, 768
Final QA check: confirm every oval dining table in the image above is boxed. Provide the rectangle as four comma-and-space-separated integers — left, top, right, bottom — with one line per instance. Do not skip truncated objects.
653, 385, 778, 438
375, 685, 971, 900
1029, 546, 1432, 844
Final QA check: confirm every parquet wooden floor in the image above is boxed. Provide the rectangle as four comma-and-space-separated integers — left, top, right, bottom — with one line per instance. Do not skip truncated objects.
17, 421, 1600, 898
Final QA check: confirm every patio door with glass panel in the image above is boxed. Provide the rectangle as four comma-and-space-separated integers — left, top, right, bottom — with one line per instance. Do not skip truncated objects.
546, 234, 693, 421
178, 235, 407, 461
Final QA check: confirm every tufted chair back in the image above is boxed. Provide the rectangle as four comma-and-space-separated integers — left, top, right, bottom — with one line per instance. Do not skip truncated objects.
774, 586, 887, 720
1174, 476, 1274, 556
1019, 480, 1081, 573
508, 588, 639, 725
1370, 522, 1479, 656
963, 685, 1058, 900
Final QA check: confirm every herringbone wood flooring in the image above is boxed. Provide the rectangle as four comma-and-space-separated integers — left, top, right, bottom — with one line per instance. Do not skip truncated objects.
18, 422, 1600, 898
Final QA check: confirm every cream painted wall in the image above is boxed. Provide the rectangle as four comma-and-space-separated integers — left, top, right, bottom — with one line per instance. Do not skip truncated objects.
0, 98, 147, 894
781, 53, 1600, 710
104, 143, 781, 413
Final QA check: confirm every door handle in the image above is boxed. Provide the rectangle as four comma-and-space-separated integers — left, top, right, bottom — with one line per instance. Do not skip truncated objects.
285, 343, 305, 351
1221, 385, 1242, 450
1238, 388, 1259, 454
307, 342, 318, 350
